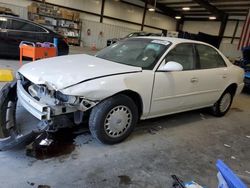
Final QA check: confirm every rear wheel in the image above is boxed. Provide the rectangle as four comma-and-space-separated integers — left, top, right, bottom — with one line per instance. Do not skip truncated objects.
89, 94, 138, 144
211, 90, 233, 117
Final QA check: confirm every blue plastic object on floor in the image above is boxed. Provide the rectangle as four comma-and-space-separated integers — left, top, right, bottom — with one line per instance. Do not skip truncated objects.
216, 159, 247, 188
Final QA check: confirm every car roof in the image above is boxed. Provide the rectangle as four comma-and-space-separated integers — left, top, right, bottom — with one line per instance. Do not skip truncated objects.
0, 14, 20, 19
137, 36, 212, 47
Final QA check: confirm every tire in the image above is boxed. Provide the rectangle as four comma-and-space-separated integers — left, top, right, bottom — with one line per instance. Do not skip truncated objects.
211, 90, 234, 117
0, 81, 18, 138
89, 94, 138, 144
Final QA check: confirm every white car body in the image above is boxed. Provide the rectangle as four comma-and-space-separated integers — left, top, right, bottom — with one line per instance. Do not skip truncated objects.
17, 37, 244, 121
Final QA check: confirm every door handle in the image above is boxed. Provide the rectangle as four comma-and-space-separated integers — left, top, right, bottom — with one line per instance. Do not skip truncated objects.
222, 74, 227, 79
190, 77, 198, 83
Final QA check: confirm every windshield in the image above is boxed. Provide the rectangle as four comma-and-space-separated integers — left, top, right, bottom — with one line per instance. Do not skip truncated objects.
96, 38, 170, 69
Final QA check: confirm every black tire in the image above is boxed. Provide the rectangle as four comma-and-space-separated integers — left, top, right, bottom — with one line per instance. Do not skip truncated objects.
211, 90, 234, 117
0, 81, 18, 138
89, 94, 138, 144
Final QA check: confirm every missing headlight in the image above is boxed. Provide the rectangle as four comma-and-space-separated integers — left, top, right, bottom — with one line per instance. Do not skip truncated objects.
55, 91, 77, 104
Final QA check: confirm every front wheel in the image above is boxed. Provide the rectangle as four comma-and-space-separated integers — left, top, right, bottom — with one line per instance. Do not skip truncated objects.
89, 94, 138, 144
211, 90, 233, 117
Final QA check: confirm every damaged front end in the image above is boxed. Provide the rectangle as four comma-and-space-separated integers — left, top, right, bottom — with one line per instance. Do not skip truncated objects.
17, 74, 98, 121
0, 75, 98, 150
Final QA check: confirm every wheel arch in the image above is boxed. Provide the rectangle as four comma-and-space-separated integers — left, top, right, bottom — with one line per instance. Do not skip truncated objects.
115, 90, 143, 118
224, 83, 238, 96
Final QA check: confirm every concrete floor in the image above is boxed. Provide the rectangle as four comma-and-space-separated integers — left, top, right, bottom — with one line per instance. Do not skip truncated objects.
0, 47, 250, 188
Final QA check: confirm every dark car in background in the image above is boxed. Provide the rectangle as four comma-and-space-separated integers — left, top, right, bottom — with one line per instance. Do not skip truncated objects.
234, 46, 250, 89
0, 15, 69, 57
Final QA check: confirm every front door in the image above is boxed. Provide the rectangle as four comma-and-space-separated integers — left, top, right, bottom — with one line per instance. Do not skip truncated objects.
149, 43, 198, 117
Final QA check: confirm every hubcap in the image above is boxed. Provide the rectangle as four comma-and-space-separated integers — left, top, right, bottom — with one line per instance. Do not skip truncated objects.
104, 105, 132, 138
219, 93, 231, 112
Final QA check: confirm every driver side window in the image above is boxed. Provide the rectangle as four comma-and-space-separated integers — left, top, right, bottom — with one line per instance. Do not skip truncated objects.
165, 43, 195, 70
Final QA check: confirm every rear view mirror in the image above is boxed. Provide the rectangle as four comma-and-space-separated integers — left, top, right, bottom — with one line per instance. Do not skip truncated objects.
158, 60, 183, 72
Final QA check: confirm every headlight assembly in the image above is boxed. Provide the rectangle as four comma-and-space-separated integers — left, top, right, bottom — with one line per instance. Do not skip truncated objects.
55, 91, 77, 104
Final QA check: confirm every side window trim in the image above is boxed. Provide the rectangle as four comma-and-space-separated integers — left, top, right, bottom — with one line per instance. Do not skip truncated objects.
7, 18, 48, 33
156, 43, 196, 71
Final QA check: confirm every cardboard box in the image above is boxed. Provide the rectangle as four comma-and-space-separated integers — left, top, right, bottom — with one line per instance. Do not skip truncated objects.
73, 12, 80, 21
34, 19, 46, 24
0, 6, 11, 12
28, 5, 38, 13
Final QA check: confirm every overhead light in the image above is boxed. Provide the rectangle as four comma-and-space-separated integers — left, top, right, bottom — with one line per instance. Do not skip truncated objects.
175, 16, 182, 19
148, 0, 156, 12
182, 7, 190, 11
209, 16, 216, 20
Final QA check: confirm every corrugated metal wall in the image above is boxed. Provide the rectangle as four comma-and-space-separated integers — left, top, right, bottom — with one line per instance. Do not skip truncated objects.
81, 19, 137, 49
0, 2, 27, 19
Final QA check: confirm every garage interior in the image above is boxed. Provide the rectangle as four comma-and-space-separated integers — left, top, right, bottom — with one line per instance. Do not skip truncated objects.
0, 0, 250, 187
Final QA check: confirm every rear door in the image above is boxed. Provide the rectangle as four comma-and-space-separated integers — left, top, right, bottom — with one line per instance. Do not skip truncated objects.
0, 17, 8, 56
192, 44, 229, 106
6, 18, 49, 56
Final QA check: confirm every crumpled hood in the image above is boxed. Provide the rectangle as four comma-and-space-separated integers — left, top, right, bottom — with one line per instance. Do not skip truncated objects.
18, 54, 141, 90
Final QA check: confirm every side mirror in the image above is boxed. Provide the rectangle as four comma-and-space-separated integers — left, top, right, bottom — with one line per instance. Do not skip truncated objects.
158, 60, 183, 72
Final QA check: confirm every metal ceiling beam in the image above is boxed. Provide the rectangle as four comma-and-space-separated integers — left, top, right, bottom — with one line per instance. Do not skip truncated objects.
139, 0, 183, 18
141, 0, 148, 31
158, 1, 196, 6
209, 0, 250, 2
192, 0, 226, 19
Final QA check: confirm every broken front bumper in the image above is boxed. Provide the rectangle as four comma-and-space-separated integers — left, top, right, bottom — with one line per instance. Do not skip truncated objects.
17, 80, 52, 120
17, 80, 77, 121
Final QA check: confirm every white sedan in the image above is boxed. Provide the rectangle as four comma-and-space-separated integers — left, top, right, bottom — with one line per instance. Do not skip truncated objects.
16, 37, 244, 144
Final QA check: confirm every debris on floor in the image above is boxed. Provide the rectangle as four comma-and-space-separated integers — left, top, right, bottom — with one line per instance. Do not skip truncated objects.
223, 144, 231, 148
26, 128, 78, 160
74, 133, 93, 146
147, 126, 162, 135
37, 185, 51, 188
27, 181, 35, 186
199, 113, 206, 120
231, 156, 236, 160
172, 175, 204, 188
118, 175, 132, 185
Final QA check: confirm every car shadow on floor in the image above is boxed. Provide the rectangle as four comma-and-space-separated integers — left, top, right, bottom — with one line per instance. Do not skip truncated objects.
135, 108, 214, 134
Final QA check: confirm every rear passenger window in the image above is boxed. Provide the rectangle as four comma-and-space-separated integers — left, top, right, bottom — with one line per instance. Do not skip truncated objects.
165, 43, 195, 70
0, 17, 7, 29
196, 44, 226, 69
8, 19, 46, 32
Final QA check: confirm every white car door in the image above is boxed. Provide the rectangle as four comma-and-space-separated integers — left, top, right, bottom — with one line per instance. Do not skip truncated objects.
191, 44, 229, 107
149, 43, 199, 118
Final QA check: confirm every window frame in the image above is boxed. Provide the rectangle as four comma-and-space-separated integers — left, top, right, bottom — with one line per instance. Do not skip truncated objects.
7, 18, 48, 33
156, 42, 197, 72
194, 43, 227, 69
